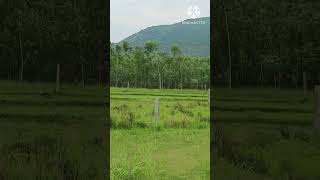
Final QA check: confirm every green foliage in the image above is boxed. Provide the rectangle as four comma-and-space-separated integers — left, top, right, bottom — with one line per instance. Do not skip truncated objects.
110, 42, 209, 89
213, 0, 320, 87
0, 0, 107, 83
116, 17, 210, 57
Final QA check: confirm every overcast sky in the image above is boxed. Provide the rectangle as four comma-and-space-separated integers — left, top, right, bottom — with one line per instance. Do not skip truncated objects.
111, 0, 210, 43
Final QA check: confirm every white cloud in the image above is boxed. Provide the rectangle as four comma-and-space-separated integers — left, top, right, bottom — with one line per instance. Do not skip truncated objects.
111, 0, 210, 43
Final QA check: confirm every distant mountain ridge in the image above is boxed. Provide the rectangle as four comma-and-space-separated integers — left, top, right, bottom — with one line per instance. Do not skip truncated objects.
116, 17, 210, 57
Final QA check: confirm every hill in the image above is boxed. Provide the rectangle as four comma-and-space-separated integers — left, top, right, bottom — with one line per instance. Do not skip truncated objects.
117, 17, 210, 57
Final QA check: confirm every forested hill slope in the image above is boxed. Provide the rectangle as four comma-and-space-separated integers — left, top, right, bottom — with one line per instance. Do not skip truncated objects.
117, 17, 210, 57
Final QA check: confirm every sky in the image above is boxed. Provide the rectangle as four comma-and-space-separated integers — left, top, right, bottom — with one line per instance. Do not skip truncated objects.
111, 0, 210, 43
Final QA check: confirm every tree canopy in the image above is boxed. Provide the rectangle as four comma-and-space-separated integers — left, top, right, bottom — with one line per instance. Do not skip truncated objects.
212, 0, 320, 88
111, 42, 209, 89
0, 0, 108, 84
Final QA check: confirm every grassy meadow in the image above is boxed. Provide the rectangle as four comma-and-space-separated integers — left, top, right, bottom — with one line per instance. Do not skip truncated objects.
0, 81, 107, 179
212, 88, 320, 180
110, 87, 210, 179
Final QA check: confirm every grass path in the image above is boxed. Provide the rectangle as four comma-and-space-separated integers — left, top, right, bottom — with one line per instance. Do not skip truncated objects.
111, 129, 209, 179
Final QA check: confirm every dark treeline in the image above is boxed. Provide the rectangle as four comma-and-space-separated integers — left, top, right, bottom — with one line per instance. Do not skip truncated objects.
213, 0, 320, 88
0, 0, 107, 85
110, 41, 210, 89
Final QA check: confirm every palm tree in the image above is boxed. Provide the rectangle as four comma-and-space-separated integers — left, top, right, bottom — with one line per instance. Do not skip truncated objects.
171, 44, 183, 90
171, 44, 181, 58
144, 41, 158, 55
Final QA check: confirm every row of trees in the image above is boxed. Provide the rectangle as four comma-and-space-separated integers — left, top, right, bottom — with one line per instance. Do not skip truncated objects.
0, 0, 108, 85
110, 41, 209, 89
213, 0, 320, 88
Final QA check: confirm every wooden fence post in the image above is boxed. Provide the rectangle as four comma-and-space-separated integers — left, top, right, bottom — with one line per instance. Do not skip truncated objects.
154, 97, 159, 126
56, 64, 60, 93
314, 86, 320, 129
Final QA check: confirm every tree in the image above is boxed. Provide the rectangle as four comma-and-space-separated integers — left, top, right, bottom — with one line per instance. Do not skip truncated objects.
212, 0, 320, 88
110, 42, 209, 89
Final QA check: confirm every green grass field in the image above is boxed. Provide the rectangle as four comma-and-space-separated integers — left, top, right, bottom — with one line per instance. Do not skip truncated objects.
4, 80, 317, 179
0, 81, 107, 179
110, 87, 210, 179
212, 88, 320, 180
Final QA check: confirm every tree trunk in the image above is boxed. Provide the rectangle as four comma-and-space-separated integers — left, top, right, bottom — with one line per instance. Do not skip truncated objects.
314, 86, 320, 129
180, 73, 183, 90
81, 64, 85, 88
274, 74, 277, 88
115, 74, 118, 87
259, 62, 264, 88
296, 61, 299, 88
115, 56, 119, 87
222, 0, 232, 89
56, 64, 60, 93
7, 65, 10, 80
19, 31, 24, 81
278, 72, 281, 89
295, 75, 298, 89
303, 72, 307, 97
158, 67, 161, 89
98, 65, 102, 86
180, 68, 183, 90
